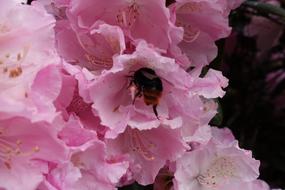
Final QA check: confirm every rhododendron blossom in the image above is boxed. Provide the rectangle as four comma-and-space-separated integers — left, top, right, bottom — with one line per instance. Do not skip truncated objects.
40, 136, 129, 190
0, 0, 60, 122
174, 128, 260, 190
66, 0, 181, 50
107, 126, 187, 185
56, 21, 126, 73
0, 117, 67, 190
89, 41, 227, 138
169, 0, 245, 72
0, 0, 275, 189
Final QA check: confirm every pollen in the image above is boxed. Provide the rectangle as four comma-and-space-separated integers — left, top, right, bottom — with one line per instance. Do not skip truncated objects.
9, 67, 22, 78
197, 157, 236, 188
1, 47, 29, 78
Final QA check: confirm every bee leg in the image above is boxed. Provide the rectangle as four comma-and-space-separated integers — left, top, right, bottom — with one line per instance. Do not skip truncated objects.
153, 104, 159, 119
127, 79, 134, 89
132, 89, 142, 104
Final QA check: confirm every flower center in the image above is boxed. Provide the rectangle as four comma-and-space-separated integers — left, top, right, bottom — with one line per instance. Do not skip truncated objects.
128, 129, 156, 160
116, 2, 139, 28
0, 46, 29, 79
196, 157, 236, 188
176, 19, 200, 43
176, 2, 203, 43
0, 129, 40, 169
84, 54, 113, 70
66, 87, 91, 115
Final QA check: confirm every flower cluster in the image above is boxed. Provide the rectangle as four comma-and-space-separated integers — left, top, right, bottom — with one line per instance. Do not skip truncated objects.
0, 0, 271, 189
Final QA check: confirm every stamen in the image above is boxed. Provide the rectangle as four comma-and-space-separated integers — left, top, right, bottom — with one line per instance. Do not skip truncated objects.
183, 26, 200, 43
105, 36, 120, 53
178, 2, 202, 14
85, 54, 113, 69
1, 46, 29, 78
197, 157, 236, 188
9, 67, 22, 78
122, 11, 128, 27
129, 129, 155, 160
0, 134, 40, 169
176, 20, 200, 43
116, 3, 139, 28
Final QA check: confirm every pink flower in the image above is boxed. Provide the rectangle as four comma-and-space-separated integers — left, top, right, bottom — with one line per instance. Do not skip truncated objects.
174, 128, 260, 190
56, 20, 126, 73
51, 62, 108, 138
89, 41, 191, 138
167, 70, 227, 142
0, 117, 68, 190
33, 0, 68, 20
0, 1, 61, 122
89, 40, 227, 138
58, 116, 97, 148
40, 134, 129, 190
107, 126, 187, 185
36, 67, 130, 189
191, 69, 229, 98
222, 179, 271, 190
169, 0, 231, 70
211, 127, 236, 145
168, 95, 217, 142
66, 0, 180, 50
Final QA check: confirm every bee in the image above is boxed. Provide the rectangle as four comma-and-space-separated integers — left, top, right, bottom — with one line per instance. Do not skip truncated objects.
128, 67, 163, 118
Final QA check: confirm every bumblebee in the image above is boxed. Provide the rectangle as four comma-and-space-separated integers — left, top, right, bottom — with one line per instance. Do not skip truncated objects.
129, 67, 163, 118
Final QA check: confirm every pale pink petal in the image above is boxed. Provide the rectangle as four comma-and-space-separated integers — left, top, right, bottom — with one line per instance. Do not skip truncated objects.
107, 127, 187, 185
